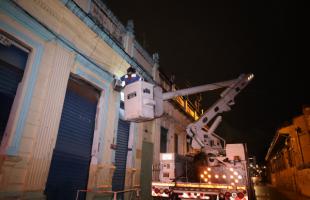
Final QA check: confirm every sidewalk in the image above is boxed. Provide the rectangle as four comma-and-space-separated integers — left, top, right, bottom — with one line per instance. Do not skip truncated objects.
254, 183, 310, 200
255, 184, 289, 200
277, 189, 310, 200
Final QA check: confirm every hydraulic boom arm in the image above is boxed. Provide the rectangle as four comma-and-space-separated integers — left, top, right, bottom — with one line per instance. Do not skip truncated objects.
186, 74, 254, 152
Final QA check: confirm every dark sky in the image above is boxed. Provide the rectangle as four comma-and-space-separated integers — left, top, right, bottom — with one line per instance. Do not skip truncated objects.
105, 1, 304, 163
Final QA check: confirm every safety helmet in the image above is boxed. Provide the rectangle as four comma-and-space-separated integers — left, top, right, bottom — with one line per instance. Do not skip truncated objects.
127, 66, 136, 74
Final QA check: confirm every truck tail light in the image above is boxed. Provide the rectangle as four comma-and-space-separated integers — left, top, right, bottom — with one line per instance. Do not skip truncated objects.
219, 192, 225, 200
225, 192, 231, 197
237, 192, 244, 199
164, 188, 170, 194
154, 188, 160, 194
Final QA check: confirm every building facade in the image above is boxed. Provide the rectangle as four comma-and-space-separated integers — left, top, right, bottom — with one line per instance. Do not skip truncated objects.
0, 0, 199, 199
265, 106, 310, 197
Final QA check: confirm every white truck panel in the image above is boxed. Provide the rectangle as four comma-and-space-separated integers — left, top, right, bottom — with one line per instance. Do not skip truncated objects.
225, 144, 246, 161
159, 153, 176, 182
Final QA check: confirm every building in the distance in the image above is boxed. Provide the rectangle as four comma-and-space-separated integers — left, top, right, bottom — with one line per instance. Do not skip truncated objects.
265, 106, 310, 197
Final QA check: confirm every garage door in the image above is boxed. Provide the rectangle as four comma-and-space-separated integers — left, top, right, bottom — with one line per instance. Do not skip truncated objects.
0, 41, 28, 143
45, 77, 99, 200
112, 118, 130, 199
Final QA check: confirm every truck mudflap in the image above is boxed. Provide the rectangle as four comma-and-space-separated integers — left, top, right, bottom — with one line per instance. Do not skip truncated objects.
152, 182, 249, 200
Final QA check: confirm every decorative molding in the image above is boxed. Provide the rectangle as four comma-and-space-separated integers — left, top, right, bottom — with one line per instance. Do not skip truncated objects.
0, 20, 43, 155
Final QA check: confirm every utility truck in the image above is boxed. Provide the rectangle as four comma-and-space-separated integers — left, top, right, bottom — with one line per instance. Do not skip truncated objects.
118, 73, 255, 200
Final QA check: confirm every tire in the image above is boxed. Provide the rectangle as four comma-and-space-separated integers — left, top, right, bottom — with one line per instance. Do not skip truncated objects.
171, 194, 181, 200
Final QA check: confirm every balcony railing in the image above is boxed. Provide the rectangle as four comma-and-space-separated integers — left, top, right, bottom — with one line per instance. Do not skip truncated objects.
159, 72, 200, 120
174, 96, 199, 120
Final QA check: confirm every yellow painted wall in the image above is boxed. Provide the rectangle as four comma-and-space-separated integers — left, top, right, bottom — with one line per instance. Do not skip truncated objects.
293, 115, 310, 165
296, 168, 310, 197
0, 0, 131, 198
269, 108, 310, 198
15, 0, 130, 77
271, 167, 310, 197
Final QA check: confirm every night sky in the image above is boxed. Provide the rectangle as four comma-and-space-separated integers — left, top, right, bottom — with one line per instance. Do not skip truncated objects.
105, 1, 304, 163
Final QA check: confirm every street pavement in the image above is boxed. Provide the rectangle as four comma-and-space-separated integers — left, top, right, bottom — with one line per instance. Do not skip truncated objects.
254, 184, 310, 200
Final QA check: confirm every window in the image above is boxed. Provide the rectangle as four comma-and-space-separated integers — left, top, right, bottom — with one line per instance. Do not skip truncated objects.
160, 127, 168, 153
186, 135, 191, 153
174, 134, 178, 154
127, 92, 136, 99
143, 88, 150, 94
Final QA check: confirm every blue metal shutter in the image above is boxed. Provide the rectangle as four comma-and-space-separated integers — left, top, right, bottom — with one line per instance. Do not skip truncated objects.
0, 43, 27, 142
112, 119, 130, 199
45, 79, 98, 200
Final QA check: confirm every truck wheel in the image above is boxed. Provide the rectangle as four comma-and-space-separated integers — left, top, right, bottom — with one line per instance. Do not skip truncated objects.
209, 195, 217, 200
170, 194, 181, 200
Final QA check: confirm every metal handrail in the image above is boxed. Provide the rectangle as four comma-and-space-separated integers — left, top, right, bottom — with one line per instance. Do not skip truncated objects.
75, 188, 140, 200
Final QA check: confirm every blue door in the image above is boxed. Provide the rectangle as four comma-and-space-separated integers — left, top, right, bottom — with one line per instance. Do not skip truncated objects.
112, 119, 130, 199
45, 78, 98, 200
0, 42, 28, 142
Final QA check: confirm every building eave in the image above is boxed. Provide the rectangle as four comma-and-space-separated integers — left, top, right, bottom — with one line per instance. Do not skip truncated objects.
265, 131, 289, 161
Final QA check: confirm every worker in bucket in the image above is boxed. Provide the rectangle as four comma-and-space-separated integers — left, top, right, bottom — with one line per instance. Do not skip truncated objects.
121, 66, 141, 86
